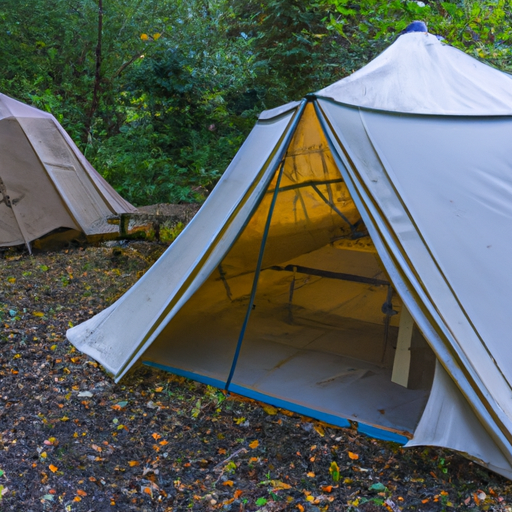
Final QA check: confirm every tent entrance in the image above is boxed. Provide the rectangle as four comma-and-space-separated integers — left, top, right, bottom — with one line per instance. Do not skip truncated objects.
142, 104, 436, 439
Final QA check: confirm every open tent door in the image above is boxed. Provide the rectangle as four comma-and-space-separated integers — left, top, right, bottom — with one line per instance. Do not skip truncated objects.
141, 103, 437, 441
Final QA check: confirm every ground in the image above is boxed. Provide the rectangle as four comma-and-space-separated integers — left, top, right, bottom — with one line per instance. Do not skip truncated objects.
0, 240, 511, 511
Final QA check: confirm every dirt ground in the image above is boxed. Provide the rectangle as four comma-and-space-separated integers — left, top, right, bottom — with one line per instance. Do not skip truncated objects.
0, 240, 511, 511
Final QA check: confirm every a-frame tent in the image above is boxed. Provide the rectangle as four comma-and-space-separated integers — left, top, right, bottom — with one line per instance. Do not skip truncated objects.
0, 93, 135, 250
68, 27, 512, 478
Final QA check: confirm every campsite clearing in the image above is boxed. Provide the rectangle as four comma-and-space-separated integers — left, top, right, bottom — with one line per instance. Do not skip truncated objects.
0, 241, 511, 511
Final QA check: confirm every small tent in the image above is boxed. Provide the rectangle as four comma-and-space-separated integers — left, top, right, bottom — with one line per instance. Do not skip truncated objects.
68, 26, 512, 479
0, 93, 135, 250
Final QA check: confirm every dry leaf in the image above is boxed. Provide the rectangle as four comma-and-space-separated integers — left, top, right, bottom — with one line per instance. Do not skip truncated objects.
49, 464, 58, 473
249, 440, 259, 449
307, 472, 315, 478
348, 451, 359, 460
262, 405, 278, 415
234, 490, 243, 499
222, 480, 234, 487
313, 424, 325, 437
152, 433, 161, 441
77, 489, 87, 497
128, 461, 139, 467
270, 480, 292, 490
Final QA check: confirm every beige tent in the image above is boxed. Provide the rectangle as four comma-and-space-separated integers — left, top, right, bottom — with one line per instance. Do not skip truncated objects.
68, 27, 512, 479
0, 93, 135, 250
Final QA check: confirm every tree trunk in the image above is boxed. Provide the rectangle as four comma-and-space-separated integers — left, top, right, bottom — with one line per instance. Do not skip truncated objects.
84, 0, 103, 143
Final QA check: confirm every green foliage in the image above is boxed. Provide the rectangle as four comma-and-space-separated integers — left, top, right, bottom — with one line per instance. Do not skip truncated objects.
0, 0, 511, 206
324, 0, 512, 71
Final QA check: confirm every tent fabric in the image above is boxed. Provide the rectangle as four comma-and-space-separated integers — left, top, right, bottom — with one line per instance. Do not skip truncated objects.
68, 110, 299, 377
317, 32, 512, 115
68, 30, 512, 478
407, 361, 512, 480
0, 93, 135, 248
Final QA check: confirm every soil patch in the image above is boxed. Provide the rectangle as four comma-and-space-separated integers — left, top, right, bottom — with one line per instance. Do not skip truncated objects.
0, 241, 511, 511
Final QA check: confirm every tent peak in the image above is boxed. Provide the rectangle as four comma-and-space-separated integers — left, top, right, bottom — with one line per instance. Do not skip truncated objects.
400, 20, 428, 35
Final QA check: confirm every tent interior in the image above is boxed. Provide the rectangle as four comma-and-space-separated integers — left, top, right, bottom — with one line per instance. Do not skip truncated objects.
142, 104, 437, 440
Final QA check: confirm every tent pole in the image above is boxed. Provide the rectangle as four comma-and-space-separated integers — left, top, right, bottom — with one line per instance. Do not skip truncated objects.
224, 158, 287, 392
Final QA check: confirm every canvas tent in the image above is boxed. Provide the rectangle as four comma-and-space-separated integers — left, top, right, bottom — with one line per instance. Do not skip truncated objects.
68, 27, 512, 479
0, 93, 135, 250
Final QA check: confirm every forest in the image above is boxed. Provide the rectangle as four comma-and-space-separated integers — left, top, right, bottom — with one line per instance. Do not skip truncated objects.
0, 0, 510, 206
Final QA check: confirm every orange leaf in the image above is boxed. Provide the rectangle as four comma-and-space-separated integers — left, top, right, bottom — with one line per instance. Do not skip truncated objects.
140, 33, 149, 41
159, 440, 168, 446
49, 464, 58, 473
152, 433, 161, 441
222, 480, 234, 487
143, 487, 152, 496
322, 485, 333, 493
234, 490, 243, 499
307, 472, 315, 478
128, 461, 139, 467
218, 448, 227, 455
297, 505, 305, 512
348, 451, 359, 460
77, 489, 87, 497
73, 496, 81, 502
249, 440, 259, 449
91, 444, 102, 452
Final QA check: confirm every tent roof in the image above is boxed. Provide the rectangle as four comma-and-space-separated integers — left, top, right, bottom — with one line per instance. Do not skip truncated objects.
316, 32, 512, 115
0, 93, 54, 120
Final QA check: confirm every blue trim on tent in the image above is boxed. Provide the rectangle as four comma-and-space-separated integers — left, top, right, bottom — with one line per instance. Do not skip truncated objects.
142, 361, 408, 444
143, 361, 226, 389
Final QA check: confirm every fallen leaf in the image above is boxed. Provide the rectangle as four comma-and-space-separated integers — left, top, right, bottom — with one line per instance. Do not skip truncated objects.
49, 464, 58, 473
313, 424, 325, 437
270, 480, 292, 490
307, 472, 315, 478
234, 490, 243, 499
348, 451, 359, 460
222, 480, 234, 487
262, 405, 278, 415
249, 440, 259, 449
77, 489, 87, 497
128, 461, 139, 467
152, 433, 161, 441
322, 485, 333, 493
